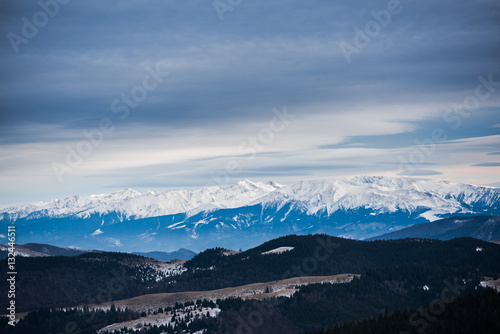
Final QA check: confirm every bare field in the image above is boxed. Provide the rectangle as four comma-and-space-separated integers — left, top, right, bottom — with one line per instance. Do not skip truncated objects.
480, 279, 500, 292
88, 273, 359, 313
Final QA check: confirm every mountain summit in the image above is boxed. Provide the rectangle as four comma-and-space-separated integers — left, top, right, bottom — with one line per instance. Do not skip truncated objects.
256, 176, 500, 221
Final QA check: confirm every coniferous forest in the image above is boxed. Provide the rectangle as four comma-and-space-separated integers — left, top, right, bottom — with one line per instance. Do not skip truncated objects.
1, 235, 499, 333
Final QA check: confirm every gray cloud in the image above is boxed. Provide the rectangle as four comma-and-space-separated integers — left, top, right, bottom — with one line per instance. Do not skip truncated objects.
398, 169, 443, 176
472, 162, 500, 167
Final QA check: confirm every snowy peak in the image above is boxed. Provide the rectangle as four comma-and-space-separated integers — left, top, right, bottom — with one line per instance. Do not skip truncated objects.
237, 179, 260, 189
255, 176, 500, 221
108, 188, 142, 199
0, 180, 282, 221
0, 177, 498, 223
236, 179, 283, 192
2, 176, 500, 251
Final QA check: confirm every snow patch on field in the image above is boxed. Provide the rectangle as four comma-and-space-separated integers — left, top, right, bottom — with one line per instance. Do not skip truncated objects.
480, 279, 500, 292
99, 305, 220, 333
222, 250, 240, 256
135, 260, 187, 282
262, 246, 294, 255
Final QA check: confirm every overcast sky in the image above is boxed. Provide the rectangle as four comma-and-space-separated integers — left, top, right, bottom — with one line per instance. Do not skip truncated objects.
1, 0, 499, 207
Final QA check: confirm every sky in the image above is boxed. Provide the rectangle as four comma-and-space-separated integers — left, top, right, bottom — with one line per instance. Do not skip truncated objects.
0, 0, 499, 207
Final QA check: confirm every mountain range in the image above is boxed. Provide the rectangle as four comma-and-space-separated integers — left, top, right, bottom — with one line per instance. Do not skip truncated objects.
0, 180, 283, 221
133, 248, 197, 261
0, 243, 87, 258
1, 176, 499, 251
0, 242, 196, 261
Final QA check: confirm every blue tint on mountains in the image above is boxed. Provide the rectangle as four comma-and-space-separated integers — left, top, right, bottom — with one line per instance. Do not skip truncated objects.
9, 202, 500, 252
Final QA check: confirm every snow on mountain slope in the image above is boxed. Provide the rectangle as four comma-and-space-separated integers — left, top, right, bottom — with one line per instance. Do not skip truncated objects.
1, 176, 499, 224
2, 176, 499, 252
254, 176, 500, 221
0, 180, 283, 221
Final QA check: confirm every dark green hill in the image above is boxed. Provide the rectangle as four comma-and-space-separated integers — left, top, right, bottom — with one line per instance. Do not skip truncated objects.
310, 287, 500, 334
1, 235, 499, 314
213, 263, 483, 333
171, 234, 500, 292
0, 252, 168, 312
370, 215, 500, 241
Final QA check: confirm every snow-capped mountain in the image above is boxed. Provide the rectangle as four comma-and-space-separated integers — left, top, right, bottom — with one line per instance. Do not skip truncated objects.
1, 176, 499, 252
0, 180, 283, 221
255, 176, 500, 221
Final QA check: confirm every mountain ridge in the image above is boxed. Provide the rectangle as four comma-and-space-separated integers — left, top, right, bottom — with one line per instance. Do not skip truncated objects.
1, 176, 499, 251
0, 179, 283, 221
2, 176, 498, 222
133, 248, 197, 261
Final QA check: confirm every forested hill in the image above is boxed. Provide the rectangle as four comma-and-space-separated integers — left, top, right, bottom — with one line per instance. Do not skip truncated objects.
1, 235, 499, 313
309, 288, 500, 334
172, 234, 500, 291
370, 215, 500, 241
